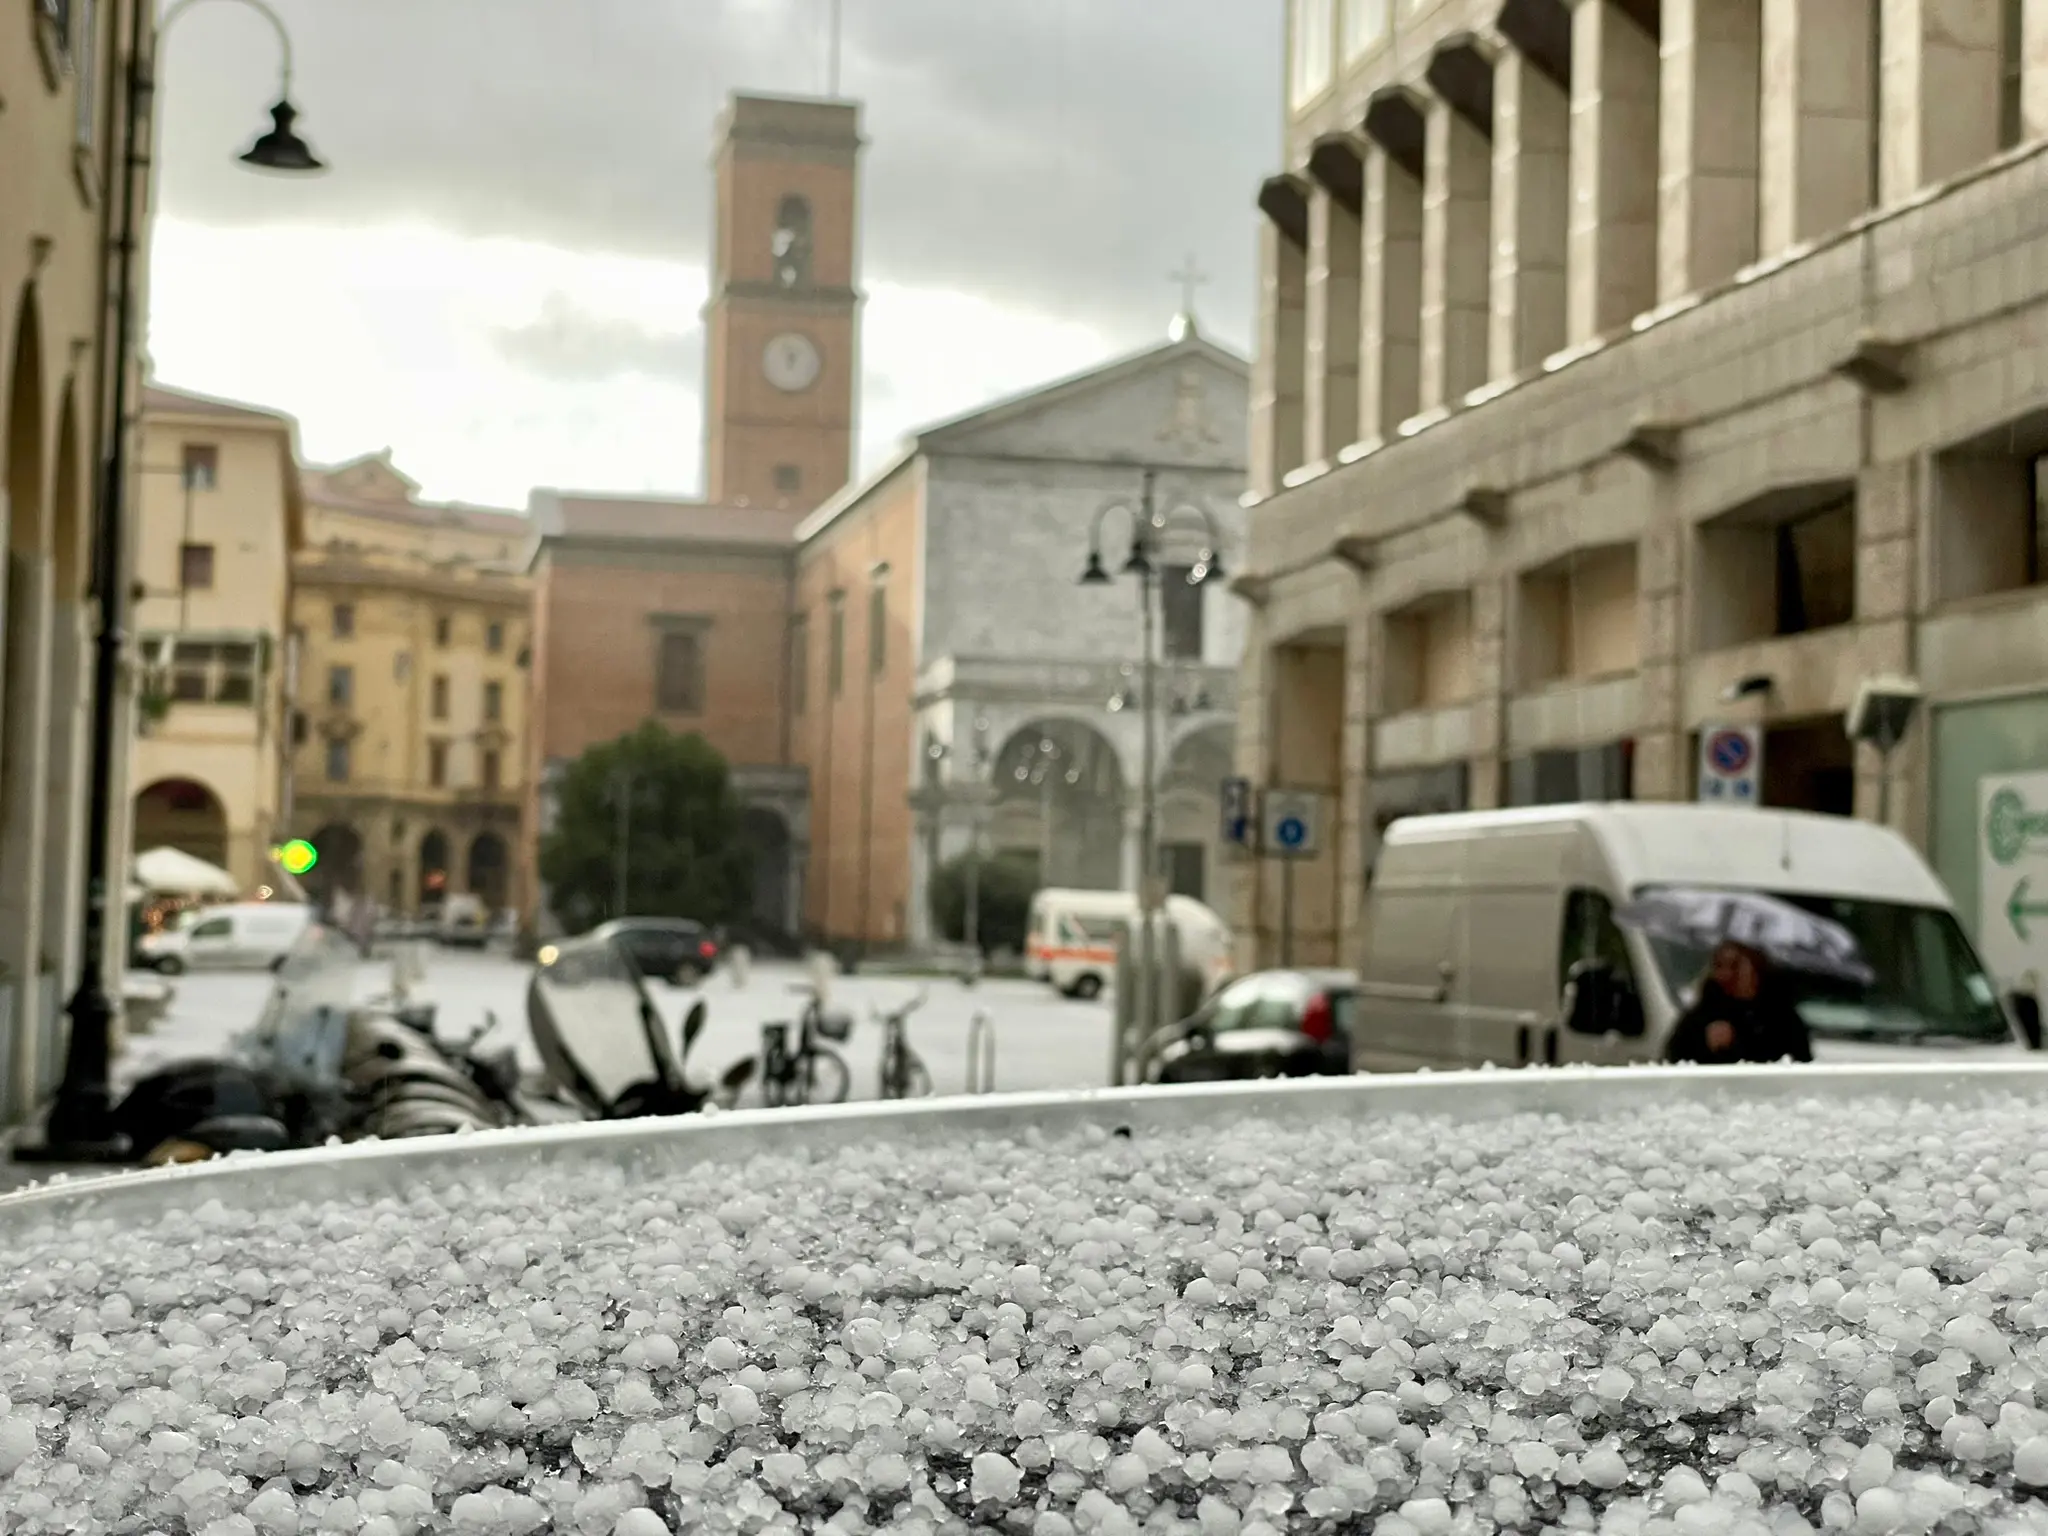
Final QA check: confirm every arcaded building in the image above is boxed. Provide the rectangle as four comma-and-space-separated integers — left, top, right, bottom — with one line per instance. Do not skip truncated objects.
1234, 0, 2048, 972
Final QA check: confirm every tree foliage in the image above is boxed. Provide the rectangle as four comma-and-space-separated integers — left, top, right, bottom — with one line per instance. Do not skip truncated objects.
538, 723, 752, 934
927, 852, 1038, 956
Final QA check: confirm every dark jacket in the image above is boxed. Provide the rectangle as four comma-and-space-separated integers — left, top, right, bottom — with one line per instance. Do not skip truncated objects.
1666, 980, 1814, 1065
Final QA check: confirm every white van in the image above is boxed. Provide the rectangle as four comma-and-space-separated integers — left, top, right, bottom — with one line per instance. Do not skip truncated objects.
1025, 888, 1234, 1000
139, 901, 314, 975
1356, 804, 2031, 1070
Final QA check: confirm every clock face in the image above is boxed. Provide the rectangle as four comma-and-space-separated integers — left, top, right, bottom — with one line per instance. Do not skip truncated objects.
763, 332, 822, 393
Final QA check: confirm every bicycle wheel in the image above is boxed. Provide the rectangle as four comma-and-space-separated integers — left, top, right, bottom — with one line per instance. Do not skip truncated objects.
800, 1048, 851, 1105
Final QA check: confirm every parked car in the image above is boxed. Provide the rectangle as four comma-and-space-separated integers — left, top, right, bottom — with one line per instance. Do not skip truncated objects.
1144, 967, 1356, 1083
558, 917, 721, 986
438, 894, 489, 949
138, 901, 314, 975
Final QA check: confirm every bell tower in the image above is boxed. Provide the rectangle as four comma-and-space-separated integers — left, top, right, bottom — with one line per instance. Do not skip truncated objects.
703, 94, 863, 515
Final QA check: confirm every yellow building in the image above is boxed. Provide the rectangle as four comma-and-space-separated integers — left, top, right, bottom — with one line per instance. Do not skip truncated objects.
2, 0, 151, 1121
129, 386, 304, 890
288, 453, 532, 918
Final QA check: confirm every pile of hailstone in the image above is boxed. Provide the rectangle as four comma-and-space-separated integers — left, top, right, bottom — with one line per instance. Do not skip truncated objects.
7, 1095, 2048, 1536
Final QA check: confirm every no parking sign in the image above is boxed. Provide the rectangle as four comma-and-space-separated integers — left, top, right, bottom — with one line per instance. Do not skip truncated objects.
1697, 724, 1761, 804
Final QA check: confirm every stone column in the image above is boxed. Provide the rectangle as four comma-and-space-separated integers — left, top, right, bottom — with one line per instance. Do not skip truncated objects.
1252, 178, 1311, 494
2028, 2, 2048, 143
1760, 0, 1875, 254
906, 806, 939, 948
1305, 183, 1363, 462
1659, 0, 1761, 302
1854, 459, 1920, 835
1338, 608, 1374, 966
39, 603, 89, 1002
1491, 49, 1572, 377
1633, 513, 1688, 801
1567, 0, 1660, 343
1360, 147, 1425, 440
1120, 802, 1144, 896
1420, 96, 1494, 411
0, 553, 53, 1117
1467, 577, 1509, 810
1878, 0, 2004, 203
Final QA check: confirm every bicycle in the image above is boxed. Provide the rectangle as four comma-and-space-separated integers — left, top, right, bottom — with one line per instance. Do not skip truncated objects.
873, 988, 934, 1101
715, 983, 853, 1108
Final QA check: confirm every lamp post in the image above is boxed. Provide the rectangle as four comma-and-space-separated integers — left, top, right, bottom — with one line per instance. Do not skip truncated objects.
25, 0, 324, 1161
1080, 469, 1225, 1086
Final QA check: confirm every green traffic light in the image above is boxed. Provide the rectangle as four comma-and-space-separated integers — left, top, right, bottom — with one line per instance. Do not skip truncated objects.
277, 839, 319, 876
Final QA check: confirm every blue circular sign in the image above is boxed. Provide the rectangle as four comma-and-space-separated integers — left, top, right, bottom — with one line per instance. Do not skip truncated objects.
1707, 729, 1753, 776
1276, 815, 1308, 848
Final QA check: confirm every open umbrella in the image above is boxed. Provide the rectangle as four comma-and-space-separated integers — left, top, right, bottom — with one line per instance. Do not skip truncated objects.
133, 845, 241, 899
1615, 886, 1875, 985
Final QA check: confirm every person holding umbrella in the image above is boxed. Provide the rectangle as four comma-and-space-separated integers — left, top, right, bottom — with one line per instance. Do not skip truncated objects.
1614, 887, 1870, 1065
1664, 939, 1812, 1064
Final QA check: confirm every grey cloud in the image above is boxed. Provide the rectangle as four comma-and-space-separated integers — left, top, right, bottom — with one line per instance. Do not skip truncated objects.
153, 0, 1280, 364
491, 293, 702, 384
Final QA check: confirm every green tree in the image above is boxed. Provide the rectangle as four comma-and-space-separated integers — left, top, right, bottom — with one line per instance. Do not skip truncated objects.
927, 851, 1038, 956
539, 722, 752, 933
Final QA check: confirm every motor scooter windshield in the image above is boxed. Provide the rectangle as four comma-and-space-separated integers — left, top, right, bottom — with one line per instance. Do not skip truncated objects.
527, 933, 684, 1114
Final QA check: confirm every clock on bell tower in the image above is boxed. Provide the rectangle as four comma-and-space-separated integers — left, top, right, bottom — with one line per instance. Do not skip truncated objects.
703, 93, 864, 515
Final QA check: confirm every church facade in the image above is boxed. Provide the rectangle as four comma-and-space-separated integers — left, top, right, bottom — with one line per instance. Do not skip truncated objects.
521, 90, 1250, 950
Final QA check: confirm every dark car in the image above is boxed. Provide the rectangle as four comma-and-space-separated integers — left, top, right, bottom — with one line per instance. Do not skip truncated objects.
581, 918, 721, 986
1145, 968, 1356, 1083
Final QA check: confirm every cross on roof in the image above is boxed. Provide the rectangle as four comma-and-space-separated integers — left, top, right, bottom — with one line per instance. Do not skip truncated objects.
1170, 255, 1209, 316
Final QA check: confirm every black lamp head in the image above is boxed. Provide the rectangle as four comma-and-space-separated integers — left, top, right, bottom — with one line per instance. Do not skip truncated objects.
1189, 548, 1227, 585
240, 100, 326, 175
1120, 539, 1152, 577
1079, 549, 1112, 585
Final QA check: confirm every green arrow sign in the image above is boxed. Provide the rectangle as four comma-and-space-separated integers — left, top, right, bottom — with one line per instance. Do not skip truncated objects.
2009, 876, 2048, 941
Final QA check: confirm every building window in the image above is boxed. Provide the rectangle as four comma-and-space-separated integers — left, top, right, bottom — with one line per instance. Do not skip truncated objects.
71, 0, 96, 150
325, 737, 350, 783
774, 463, 802, 496
482, 749, 501, 790
1159, 564, 1205, 661
655, 625, 706, 714
1774, 499, 1857, 636
486, 620, 505, 653
332, 602, 354, 639
158, 639, 259, 705
827, 593, 846, 697
484, 679, 503, 722
1290, 0, 1334, 107
2002, 0, 2026, 149
428, 740, 448, 787
181, 443, 218, 491
290, 710, 308, 745
328, 664, 353, 707
430, 674, 450, 720
178, 542, 215, 590
773, 194, 813, 288
790, 615, 809, 716
1342, 0, 1387, 58
868, 582, 888, 675
434, 615, 452, 647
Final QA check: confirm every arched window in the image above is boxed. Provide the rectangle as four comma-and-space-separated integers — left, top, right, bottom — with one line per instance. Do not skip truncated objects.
772, 195, 812, 289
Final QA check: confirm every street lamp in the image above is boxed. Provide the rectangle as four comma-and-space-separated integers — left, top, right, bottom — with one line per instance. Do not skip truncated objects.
1079, 468, 1226, 1086
24, 0, 326, 1162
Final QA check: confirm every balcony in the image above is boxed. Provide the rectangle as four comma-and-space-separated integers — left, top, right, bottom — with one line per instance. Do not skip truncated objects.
1373, 702, 1473, 772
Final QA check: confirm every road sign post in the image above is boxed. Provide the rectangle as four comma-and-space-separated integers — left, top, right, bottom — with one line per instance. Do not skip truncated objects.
1697, 725, 1762, 804
1262, 790, 1324, 968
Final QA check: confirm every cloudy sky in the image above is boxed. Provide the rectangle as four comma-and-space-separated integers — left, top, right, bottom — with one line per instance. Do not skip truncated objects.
148, 1, 1282, 509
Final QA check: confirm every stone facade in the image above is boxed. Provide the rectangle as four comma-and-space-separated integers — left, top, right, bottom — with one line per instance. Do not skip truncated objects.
289, 456, 532, 919
129, 387, 303, 892
1241, 0, 2048, 974
1, 0, 148, 1123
